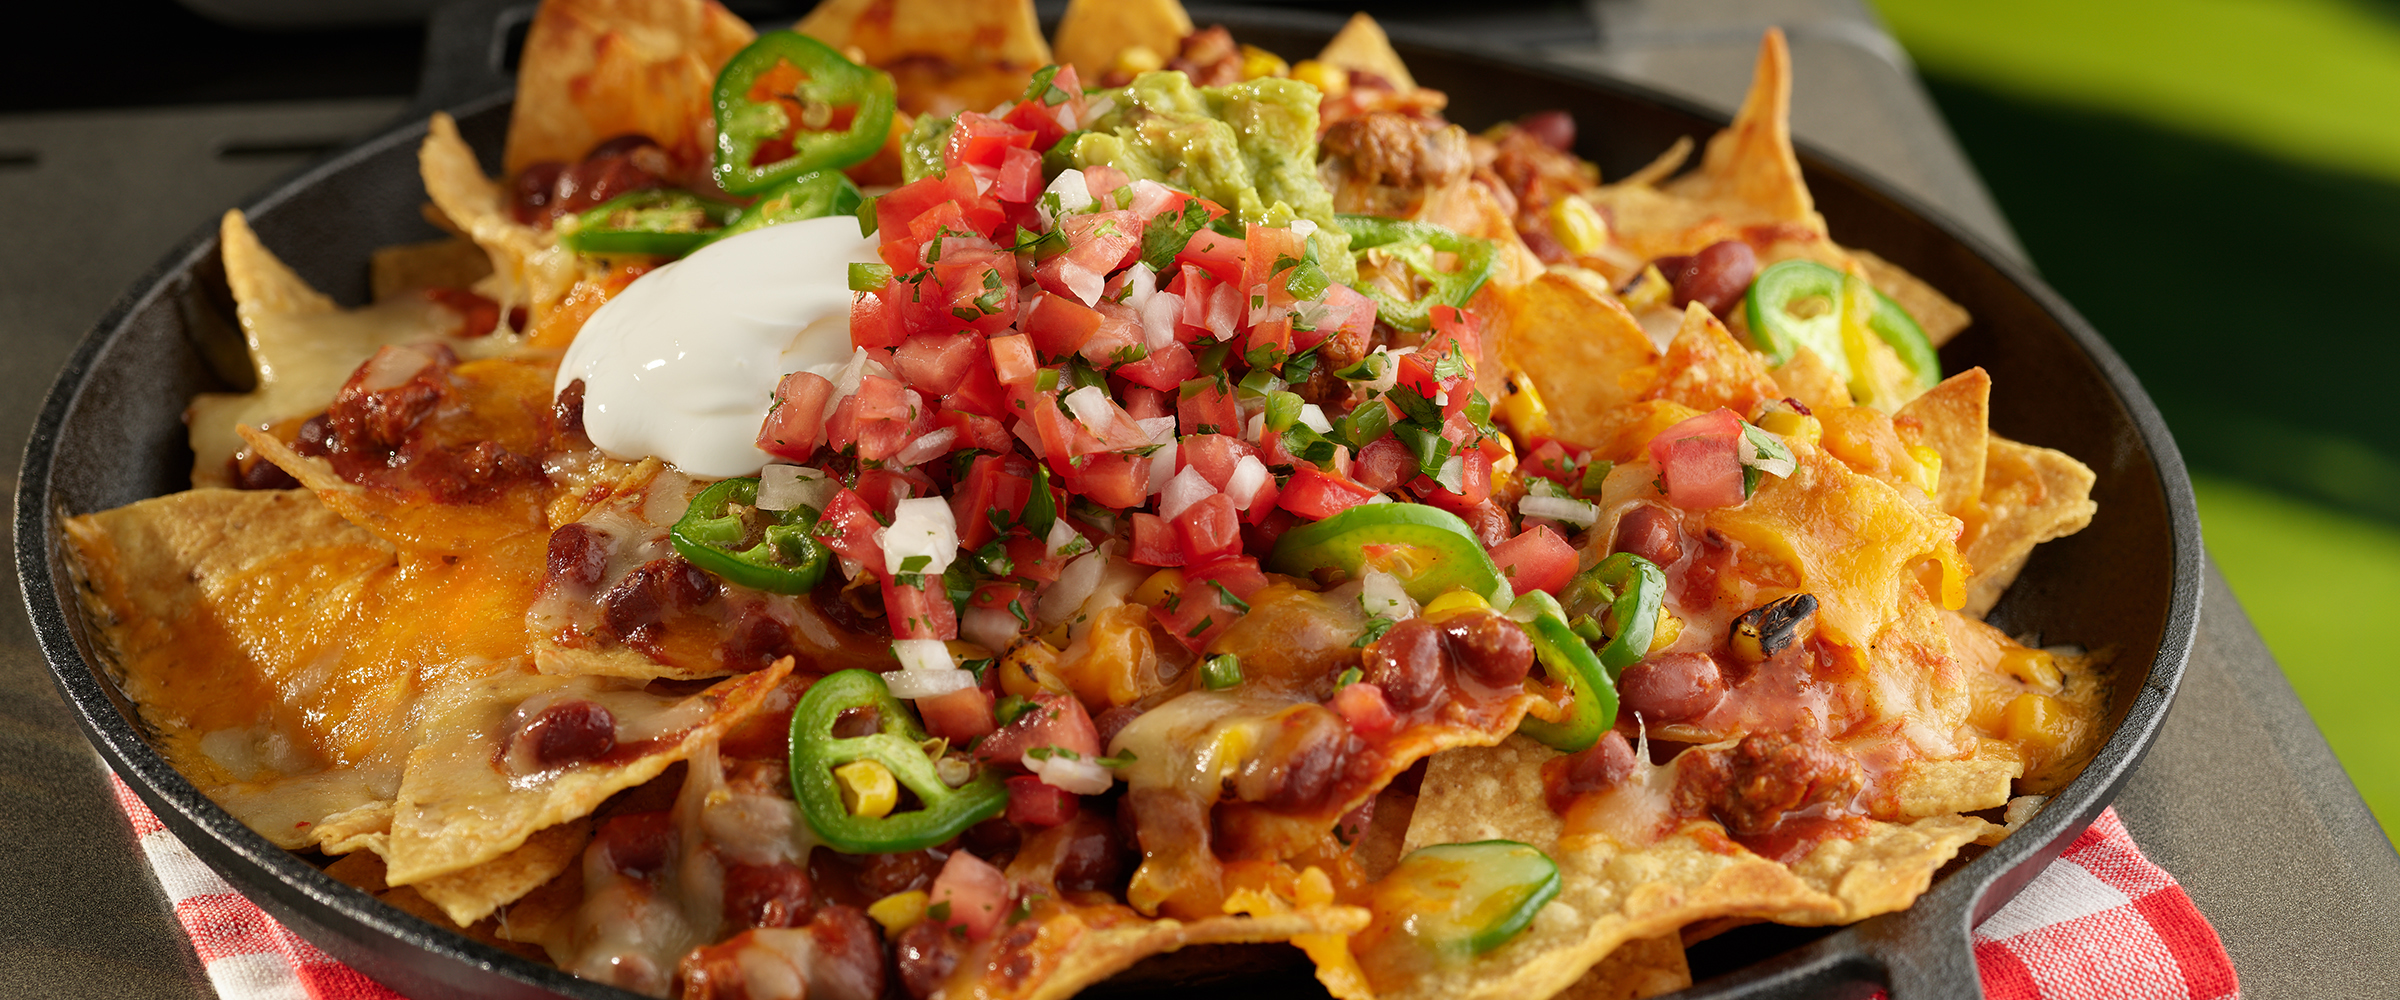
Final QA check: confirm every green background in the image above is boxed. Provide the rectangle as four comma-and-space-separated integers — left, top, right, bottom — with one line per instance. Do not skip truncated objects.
1869, 0, 2400, 836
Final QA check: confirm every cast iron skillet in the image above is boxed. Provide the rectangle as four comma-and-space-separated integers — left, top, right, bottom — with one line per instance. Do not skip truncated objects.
13, 4, 2202, 998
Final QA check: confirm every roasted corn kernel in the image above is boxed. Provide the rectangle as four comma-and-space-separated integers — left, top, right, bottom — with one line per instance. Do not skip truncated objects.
2002, 692, 2068, 745
1648, 607, 1684, 653
1907, 444, 1943, 499
1756, 409, 1822, 448
1499, 372, 1554, 439
1998, 647, 2063, 693
999, 638, 1067, 697
1131, 568, 1186, 608
1549, 197, 1610, 256
1239, 45, 1289, 80
835, 760, 897, 818
867, 890, 930, 935
1729, 593, 1817, 663
1423, 590, 1491, 620
1620, 264, 1673, 312
1291, 59, 1348, 98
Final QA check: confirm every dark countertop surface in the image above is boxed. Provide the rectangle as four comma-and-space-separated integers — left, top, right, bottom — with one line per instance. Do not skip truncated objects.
3, 2, 2394, 997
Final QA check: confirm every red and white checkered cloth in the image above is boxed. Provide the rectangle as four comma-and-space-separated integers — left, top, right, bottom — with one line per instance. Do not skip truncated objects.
112, 775, 2237, 1000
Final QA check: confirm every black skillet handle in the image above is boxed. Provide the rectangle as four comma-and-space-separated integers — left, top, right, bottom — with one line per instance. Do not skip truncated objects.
411, 0, 538, 117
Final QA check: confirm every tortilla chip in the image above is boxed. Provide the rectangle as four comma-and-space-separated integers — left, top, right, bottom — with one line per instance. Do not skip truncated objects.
1961, 438, 2098, 616
381, 660, 791, 886
1895, 368, 1992, 521
1613, 137, 1691, 190
1887, 758, 2020, 822
1053, 0, 1192, 84
1852, 248, 1970, 347
1319, 13, 1415, 92
1550, 934, 1691, 1000
797, 0, 1051, 119
1769, 346, 1853, 414
1646, 302, 1783, 418
1498, 268, 1660, 450
1662, 29, 1820, 235
241, 413, 550, 555
187, 211, 466, 487
412, 818, 593, 926
422, 112, 584, 329
503, 0, 754, 184
370, 237, 495, 302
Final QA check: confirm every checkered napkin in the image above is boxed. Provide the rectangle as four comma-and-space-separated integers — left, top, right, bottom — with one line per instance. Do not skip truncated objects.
111, 775, 2236, 1000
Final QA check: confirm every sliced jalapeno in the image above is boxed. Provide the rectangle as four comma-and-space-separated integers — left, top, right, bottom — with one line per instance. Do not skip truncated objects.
669, 476, 831, 594
1371, 840, 1561, 956
789, 670, 1007, 853
1744, 259, 1939, 394
1559, 551, 1667, 676
713, 31, 897, 195
1335, 215, 1497, 333
708, 170, 865, 245
1266, 502, 1508, 606
559, 189, 739, 257
1510, 590, 1618, 752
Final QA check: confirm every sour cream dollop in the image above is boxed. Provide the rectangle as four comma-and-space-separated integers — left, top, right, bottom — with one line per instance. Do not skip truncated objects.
557, 215, 879, 479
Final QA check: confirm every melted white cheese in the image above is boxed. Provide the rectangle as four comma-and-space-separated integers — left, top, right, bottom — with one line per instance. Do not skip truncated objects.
558, 216, 878, 479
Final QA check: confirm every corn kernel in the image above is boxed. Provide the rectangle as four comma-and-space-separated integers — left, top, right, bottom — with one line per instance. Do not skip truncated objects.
1291, 59, 1348, 98
1756, 410, 1822, 448
1620, 264, 1672, 312
1423, 590, 1490, 620
1549, 197, 1610, 256
1907, 444, 1943, 499
1113, 44, 1164, 77
1998, 647, 2063, 693
1648, 608, 1683, 653
1239, 45, 1290, 80
2001, 693, 2067, 745
1499, 371, 1554, 439
867, 890, 930, 935
835, 760, 898, 818
1131, 568, 1186, 609
999, 638, 1067, 697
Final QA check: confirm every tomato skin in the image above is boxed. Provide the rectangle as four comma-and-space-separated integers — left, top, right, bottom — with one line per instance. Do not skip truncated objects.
1278, 466, 1380, 521
1176, 379, 1240, 437
937, 410, 1014, 458
852, 375, 929, 463
951, 454, 1034, 549
1060, 211, 1143, 275
1331, 681, 1396, 736
1186, 555, 1267, 600
918, 685, 997, 743
927, 851, 1013, 942
1114, 340, 1197, 392
1408, 449, 1495, 512
994, 145, 1042, 202
1489, 524, 1577, 597
941, 360, 1009, 420
1178, 433, 1257, 490
1023, 291, 1102, 357
1004, 534, 1066, 584
850, 287, 905, 349
1523, 440, 1576, 483
1130, 512, 1185, 566
882, 574, 959, 640
975, 692, 1103, 766
988, 334, 1039, 385
1006, 775, 1080, 828
1174, 493, 1243, 567
890, 332, 983, 395
928, 245, 1018, 338
757, 371, 833, 461
875, 177, 954, 243
1060, 452, 1148, 509
1175, 228, 1247, 286
1353, 435, 1415, 492
1119, 385, 1168, 421
1079, 300, 1145, 366
816, 489, 887, 574
824, 395, 861, 453
946, 111, 1036, 170
1646, 408, 1747, 509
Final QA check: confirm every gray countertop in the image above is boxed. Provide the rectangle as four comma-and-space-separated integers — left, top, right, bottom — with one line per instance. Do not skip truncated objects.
3, 2, 2395, 997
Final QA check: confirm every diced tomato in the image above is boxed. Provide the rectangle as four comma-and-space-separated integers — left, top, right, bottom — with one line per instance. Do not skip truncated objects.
917, 685, 997, 743
1060, 452, 1147, 509
1524, 440, 1577, 483
1176, 227, 1246, 286
1647, 408, 1747, 509
816, 489, 886, 574
1318, 284, 1378, 353
1351, 435, 1414, 492
891, 332, 983, 395
1115, 341, 1196, 392
1409, 449, 1494, 512
1174, 493, 1242, 567
1130, 512, 1184, 567
850, 286, 904, 349
1426, 305, 1483, 367
937, 410, 1013, 458
875, 177, 954, 245
994, 145, 1042, 202
1186, 555, 1268, 600
988, 334, 1039, 385
1029, 391, 1098, 462
1022, 291, 1102, 358
1244, 316, 1292, 366
1174, 266, 1218, 343
1239, 476, 1282, 527
1078, 163, 1129, 205
946, 111, 1035, 170
882, 574, 958, 640
928, 851, 1013, 942
975, 692, 1102, 766
951, 454, 1034, 549
1177, 379, 1240, 437
928, 245, 1018, 337
1178, 433, 1257, 490
1242, 224, 1307, 294
941, 360, 1008, 421
1279, 466, 1380, 521
1120, 385, 1168, 421
1332, 681, 1396, 736
1003, 534, 1065, 584
1153, 556, 1267, 652
756, 371, 832, 461
852, 375, 928, 463
1060, 210, 1142, 276
1244, 506, 1298, 548
1079, 300, 1144, 366
1489, 525, 1577, 597
1000, 99, 1071, 153
1005, 774, 1080, 828
852, 467, 929, 518
824, 395, 862, 453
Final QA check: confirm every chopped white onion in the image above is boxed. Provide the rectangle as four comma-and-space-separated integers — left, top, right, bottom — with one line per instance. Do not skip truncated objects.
1061, 260, 1106, 306
1063, 385, 1119, 439
885, 669, 977, 699
1246, 283, 1288, 325
1137, 416, 1178, 444
757, 465, 836, 512
1127, 179, 1178, 220
820, 348, 894, 419
1024, 752, 1115, 794
937, 755, 976, 788
891, 426, 958, 468
1360, 568, 1418, 622
1045, 517, 1091, 559
1038, 550, 1108, 626
1159, 466, 1215, 523
1224, 455, 1270, 510
1121, 262, 1157, 310
878, 497, 960, 577
1140, 290, 1182, 350
1244, 412, 1266, 443
1519, 494, 1599, 528
1297, 404, 1333, 434
962, 606, 1023, 653
1288, 218, 1318, 238
1041, 169, 1093, 227
1013, 418, 1045, 457
892, 638, 955, 672
1077, 96, 1118, 129
1146, 440, 1178, 496
1206, 283, 1241, 341
1361, 347, 1414, 394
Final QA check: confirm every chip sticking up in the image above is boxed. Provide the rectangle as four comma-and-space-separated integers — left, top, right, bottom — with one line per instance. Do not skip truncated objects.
1496, 268, 1661, 451
1053, 0, 1193, 85
1318, 13, 1416, 92
1896, 366, 1994, 520
1962, 437, 2099, 616
503, 0, 755, 185
797, 0, 1052, 118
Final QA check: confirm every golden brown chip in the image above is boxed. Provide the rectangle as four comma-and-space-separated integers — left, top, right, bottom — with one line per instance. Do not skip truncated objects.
1851, 248, 1970, 347
1646, 302, 1783, 418
382, 661, 791, 886
1896, 367, 1992, 520
797, 0, 1051, 118
1663, 28, 1819, 235
1550, 934, 1692, 1000
1707, 448, 1964, 650
423, 113, 585, 329
1052, 0, 1193, 84
1498, 268, 1660, 450
503, 0, 754, 183
411, 818, 593, 926
1887, 758, 2021, 822
1318, 13, 1415, 92
1961, 437, 2098, 616
370, 237, 495, 302
1768, 346, 1853, 414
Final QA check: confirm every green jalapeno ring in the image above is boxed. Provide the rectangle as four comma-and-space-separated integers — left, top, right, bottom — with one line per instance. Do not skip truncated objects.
789, 670, 1008, 854
558, 189, 740, 257
707, 170, 866, 246
713, 31, 898, 195
1510, 593, 1618, 752
1743, 258, 1939, 393
1334, 215, 1497, 333
1865, 287, 1941, 393
668, 477, 832, 595
1265, 502, 1509, 606
1380, 840, 1563, 955
1571, 552, 1666, 676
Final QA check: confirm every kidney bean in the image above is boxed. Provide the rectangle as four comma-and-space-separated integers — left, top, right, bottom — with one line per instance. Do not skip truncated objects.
593, 811, 674, 879
1238, 704, 1350, 811
1050, 814, 1129, 893
722, 861, 813, 930
586, 133, 662, 160
854, 848, 942, 898
293, 413, 333, 457
895, 918, 964, 1000
1092, 705, 1145, 750
1542, 729, 1638, 814
1612, 503, 1683, 567
1519, 109, 1576, 151
554, 379, 587, 438
721, 603, 796, 673
803, 906, 887, 1000
546, 523, 611, 589
233, 454, 300, 491
1617, 652, 1727, 725
602, 558, 718, 637
515, 698, 617, 768
1670, 239, 1759, 318
1362, 618, 1446, 712
511, 161, 565, 226
1441, 612, 1535, 690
